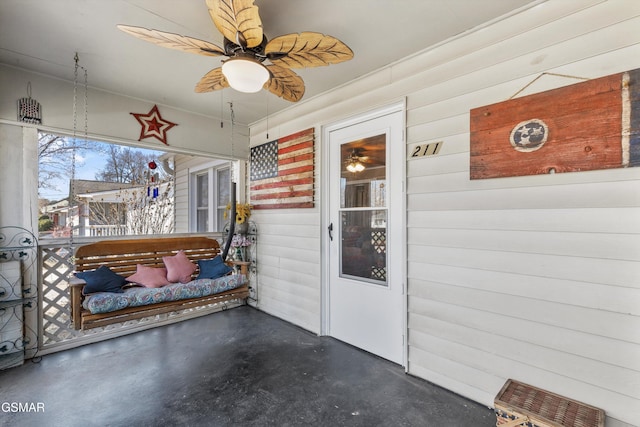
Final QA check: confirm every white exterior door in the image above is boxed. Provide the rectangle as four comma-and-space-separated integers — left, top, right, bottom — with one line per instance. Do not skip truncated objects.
325, 104, 405, 365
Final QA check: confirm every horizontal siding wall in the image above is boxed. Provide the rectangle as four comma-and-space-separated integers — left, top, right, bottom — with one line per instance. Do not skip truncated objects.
173, 154, 192, 233
403, 1, 640, 425
250, 1, 640, 425
251, 209, 322, 333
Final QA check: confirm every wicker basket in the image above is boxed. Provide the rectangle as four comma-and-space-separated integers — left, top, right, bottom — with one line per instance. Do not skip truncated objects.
494, 379, 604, 427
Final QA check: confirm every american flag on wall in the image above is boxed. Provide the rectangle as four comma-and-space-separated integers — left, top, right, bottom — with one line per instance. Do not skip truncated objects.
250, 128, 315, 209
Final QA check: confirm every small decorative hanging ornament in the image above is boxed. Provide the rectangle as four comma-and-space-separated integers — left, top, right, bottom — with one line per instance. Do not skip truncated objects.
146, 161, 160, 198
130, 104, 177, 145
152, 172, 160, 198
17, 82, 42, 124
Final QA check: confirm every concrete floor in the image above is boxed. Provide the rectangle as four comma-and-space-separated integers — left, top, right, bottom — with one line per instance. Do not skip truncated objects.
0, 306, 496, 426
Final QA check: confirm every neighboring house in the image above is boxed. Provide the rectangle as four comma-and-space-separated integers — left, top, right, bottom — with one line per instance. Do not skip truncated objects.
42, 178, 174, 237
41, 199, 70, 237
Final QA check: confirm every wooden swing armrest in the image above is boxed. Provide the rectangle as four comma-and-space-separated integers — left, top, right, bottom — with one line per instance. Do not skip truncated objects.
69, 276, 86, 330
69, 277, 86, 287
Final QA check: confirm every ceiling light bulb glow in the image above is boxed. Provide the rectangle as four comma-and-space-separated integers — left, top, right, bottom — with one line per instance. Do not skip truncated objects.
222, 58, 270, 93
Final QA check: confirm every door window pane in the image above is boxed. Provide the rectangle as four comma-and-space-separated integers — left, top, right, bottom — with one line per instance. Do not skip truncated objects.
340, 134, 386, 208
339, 133, 387, 285
340, 210, 387, 284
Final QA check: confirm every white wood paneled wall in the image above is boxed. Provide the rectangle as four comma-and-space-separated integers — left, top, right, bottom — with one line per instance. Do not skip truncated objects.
173, 154, 192, 233
250, 1, 640, 425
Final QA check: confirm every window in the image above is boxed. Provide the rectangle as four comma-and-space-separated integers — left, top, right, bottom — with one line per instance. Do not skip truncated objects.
190, 163, 231, 232
195, 172, 209, 232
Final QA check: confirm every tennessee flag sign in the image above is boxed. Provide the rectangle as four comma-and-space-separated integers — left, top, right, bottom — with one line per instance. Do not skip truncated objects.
470, 68, 640, 179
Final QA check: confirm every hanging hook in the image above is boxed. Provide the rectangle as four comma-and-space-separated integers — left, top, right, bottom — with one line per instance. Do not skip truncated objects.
509, 72, 589, 99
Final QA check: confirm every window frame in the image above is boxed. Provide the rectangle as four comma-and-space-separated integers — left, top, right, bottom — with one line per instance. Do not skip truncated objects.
189, 160, 232, 232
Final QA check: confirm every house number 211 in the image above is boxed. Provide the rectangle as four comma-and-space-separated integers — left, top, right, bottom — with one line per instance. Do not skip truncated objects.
410, 141, 443, 158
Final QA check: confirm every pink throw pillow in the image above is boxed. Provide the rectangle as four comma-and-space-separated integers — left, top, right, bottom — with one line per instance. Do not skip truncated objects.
126, 264, 170, 288
163, 250, 197, 283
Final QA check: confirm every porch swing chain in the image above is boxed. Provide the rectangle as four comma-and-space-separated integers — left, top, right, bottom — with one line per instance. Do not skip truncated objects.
222, 102, 236, 261
69, 53, 88, 263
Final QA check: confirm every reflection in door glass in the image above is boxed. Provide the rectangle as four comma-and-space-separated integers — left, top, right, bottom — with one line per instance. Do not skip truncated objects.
339, 133, 387, 284
340, 134, 386, 208
341, 211, 387, 284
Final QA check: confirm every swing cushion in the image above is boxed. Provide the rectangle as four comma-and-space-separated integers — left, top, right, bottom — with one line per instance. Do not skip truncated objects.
76, 266, 127, 294
163, 250, 197, 283
126, 265, 171, 288
197, 256, 232, 280
83, 274, 246, 314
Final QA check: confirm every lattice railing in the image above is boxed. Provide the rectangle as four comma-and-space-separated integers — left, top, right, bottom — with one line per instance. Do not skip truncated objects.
40, 244, 80, 345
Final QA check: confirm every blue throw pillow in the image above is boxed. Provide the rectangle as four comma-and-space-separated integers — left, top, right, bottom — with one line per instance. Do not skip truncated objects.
197, 256, 232, 280
76, 265, 127, 294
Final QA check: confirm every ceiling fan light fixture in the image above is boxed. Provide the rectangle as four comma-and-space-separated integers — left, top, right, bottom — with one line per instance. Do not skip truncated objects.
222, 57, 269, 93
346, 160, 365, 173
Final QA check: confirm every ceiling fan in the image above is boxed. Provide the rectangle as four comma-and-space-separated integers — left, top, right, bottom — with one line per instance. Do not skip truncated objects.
117, 0, 354, 102
345, 148, 369, 173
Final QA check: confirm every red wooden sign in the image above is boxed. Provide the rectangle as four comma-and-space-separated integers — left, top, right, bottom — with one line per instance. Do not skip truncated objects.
470, 68, 640, 179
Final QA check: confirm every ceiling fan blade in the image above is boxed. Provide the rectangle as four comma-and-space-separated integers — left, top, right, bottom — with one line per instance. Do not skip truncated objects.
207, 0, 263, 49
265, 65, 305, 102
265, 32, 354, 68
195, 68, 230, 93
117, 25, 225, 57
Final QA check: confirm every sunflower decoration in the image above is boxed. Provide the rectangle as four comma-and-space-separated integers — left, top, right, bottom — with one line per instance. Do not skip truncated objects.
224, 203, 252, 224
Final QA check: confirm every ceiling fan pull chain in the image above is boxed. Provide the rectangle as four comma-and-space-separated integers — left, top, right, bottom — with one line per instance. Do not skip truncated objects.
220, 91, 224, 128
229, 101, 235, 177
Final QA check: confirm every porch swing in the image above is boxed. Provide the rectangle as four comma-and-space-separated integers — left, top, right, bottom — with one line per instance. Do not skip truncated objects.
67, 56, 249, 331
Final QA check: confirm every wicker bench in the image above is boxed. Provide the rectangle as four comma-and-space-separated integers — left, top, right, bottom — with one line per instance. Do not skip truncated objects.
495, 379, 604, 427
69, 236, 249, 331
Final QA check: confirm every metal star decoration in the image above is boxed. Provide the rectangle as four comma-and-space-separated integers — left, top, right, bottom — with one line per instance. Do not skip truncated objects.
130, 104, 177, 145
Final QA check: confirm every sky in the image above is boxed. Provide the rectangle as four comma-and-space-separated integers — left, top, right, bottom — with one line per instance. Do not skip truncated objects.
39, 138, 166, 201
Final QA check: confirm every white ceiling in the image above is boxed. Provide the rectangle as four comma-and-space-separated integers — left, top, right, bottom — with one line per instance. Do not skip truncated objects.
0, 0, 537, 125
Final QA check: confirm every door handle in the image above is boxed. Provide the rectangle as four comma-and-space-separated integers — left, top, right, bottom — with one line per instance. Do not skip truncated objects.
328, 223, 333, 241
